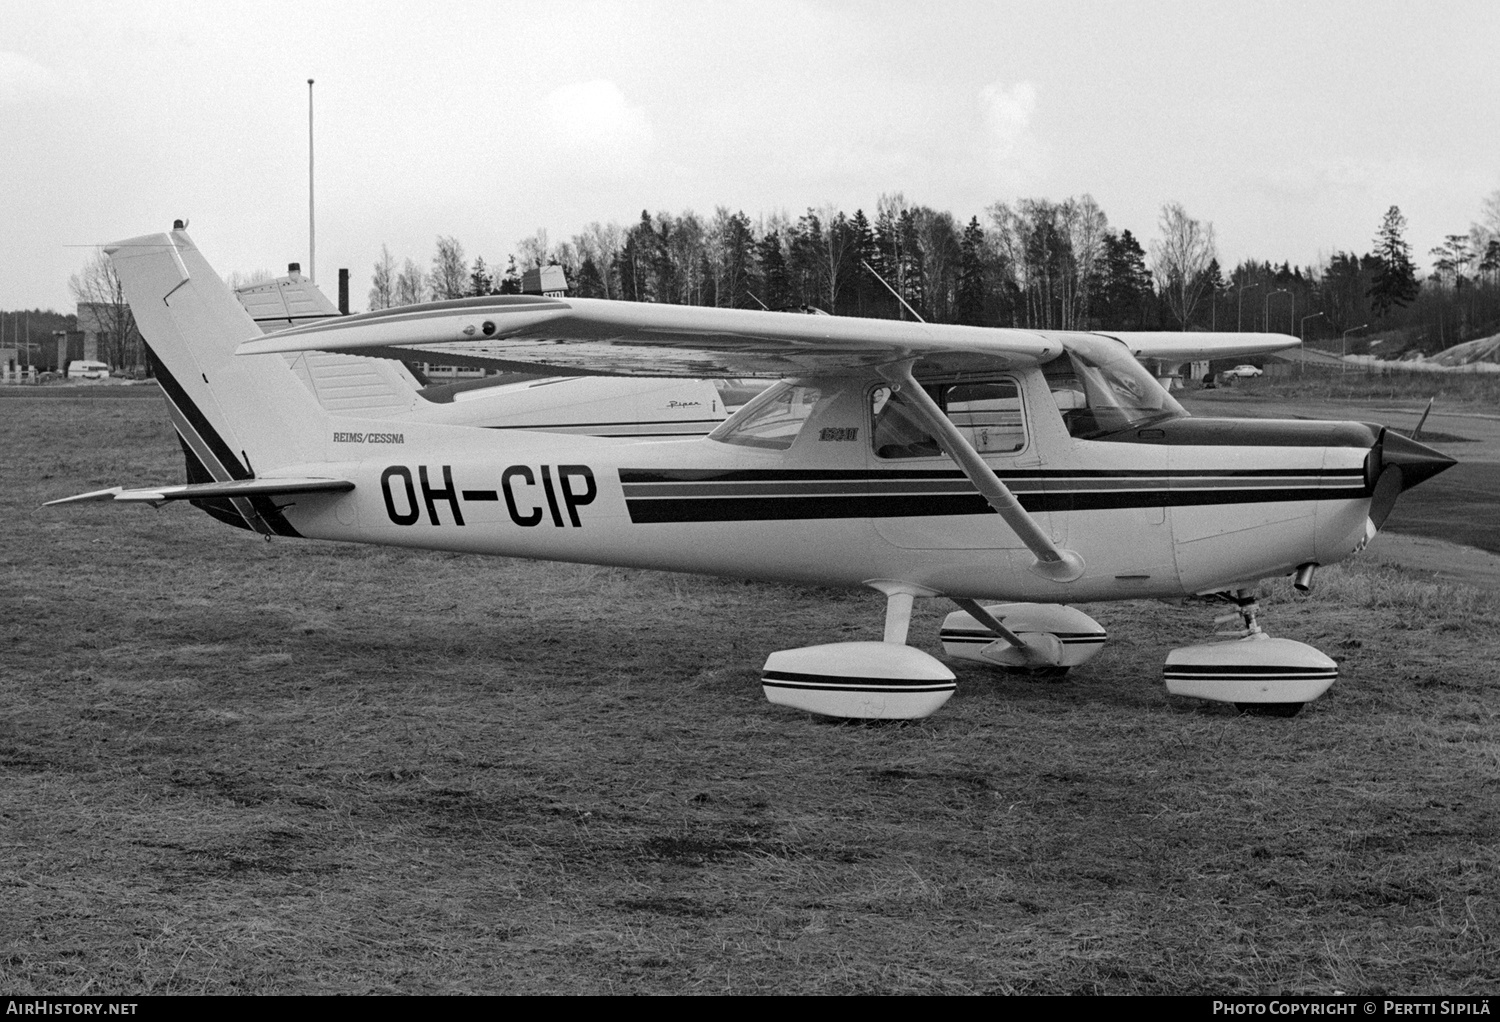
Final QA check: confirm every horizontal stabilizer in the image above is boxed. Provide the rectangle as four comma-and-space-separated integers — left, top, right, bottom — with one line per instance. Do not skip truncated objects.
46, 477, 355, 507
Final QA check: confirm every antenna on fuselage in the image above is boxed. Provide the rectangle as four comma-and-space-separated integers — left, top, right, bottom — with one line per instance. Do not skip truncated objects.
861, 259, 926, 324
1411, 396, 1435, 442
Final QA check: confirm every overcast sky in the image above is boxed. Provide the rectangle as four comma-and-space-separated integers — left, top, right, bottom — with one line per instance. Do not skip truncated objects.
3, 0, 1497, 312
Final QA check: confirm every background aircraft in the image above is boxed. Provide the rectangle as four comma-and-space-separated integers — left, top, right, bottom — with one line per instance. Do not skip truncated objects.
235, 265, 751, 437
53, 227, 1453, 720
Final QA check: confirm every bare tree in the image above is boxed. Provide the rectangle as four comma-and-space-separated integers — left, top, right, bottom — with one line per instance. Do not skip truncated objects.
876, 192, 913, 311
706, 207, 755, 308
225, 268, 274, 290
1060, 195, 1109, 329
368, 245, 396, 310
910, 207, 960, 321
68, 249, 139, 370
517, 229, 551, 271
395, 258, 427, 306
575, 222, 624, 299
988, 199, 1068, 329
430, 236, 468, 300
808, 205, 850, 313
550, 241, 580, 283
1150, 202, 1216, 330
1476, 189, 1500, 239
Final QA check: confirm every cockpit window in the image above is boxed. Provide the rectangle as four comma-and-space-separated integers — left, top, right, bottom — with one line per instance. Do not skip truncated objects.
942, 381, 1026, 453
871, 386, 941, 459
871, 379, 1026, 459
709, 382, 826, 450
1045, 336, 1184, 438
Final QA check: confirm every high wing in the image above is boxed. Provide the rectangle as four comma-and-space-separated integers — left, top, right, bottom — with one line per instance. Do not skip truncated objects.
236, 296, 1298, 378
235, 296, 1062, 377
46, 477, 355, 506
1088, 331, 1299, 362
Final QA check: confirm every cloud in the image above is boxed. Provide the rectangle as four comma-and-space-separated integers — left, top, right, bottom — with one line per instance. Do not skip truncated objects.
978, 80, 1045, 189
981, 80, 1036, 154
0, 51, 84, 105
536, 79, 654, 172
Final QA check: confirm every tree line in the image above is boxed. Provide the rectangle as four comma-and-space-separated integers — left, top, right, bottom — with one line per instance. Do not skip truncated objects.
370, 188, 1500, 358
17, 187, 1500, 374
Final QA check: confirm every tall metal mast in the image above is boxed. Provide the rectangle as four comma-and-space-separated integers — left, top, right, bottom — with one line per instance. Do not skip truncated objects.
308, 78, 315, 284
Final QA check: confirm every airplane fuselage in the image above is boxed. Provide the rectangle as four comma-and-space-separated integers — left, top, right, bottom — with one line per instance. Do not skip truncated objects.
269, 366, 1376, 604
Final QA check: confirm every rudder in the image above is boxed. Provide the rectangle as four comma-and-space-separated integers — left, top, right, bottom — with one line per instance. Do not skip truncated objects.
108, 227, 330, 534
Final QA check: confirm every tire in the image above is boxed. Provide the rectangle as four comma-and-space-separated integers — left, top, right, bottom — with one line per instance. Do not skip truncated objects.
1235, 702, 1303, 718
1013, 665, 1070, 681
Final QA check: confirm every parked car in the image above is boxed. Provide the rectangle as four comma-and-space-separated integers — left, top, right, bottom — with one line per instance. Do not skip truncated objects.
66, 360, 111, 380
1225, 364, 1264, 378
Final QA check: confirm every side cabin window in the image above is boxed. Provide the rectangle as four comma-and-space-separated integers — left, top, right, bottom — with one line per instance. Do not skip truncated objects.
871, 379, 1026, 459
710, 382, 826, 450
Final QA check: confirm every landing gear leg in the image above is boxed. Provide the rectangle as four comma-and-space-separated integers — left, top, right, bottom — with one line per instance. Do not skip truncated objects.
1213, 589, 1267, 640
883, 590, 914, 645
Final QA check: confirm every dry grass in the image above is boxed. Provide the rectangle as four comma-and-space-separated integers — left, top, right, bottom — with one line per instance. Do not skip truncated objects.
2, 388, 1497, 994
1237, 365, 1500, 409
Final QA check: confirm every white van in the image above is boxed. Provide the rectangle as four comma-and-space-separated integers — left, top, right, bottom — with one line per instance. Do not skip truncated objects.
67, 360, 111, 380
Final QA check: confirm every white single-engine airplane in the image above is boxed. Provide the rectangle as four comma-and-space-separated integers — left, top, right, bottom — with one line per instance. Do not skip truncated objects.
51, 227, 1454, 720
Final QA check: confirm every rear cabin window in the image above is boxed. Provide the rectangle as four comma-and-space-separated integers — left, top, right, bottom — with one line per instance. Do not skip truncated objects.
871, 379, 1026, 459
710, 382, 826, 450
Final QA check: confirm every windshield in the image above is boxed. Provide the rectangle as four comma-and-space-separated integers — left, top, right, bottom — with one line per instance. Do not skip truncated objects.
1045, 335, 1185, 438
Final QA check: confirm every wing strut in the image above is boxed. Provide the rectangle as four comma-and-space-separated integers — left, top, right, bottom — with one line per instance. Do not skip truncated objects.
876, 361, 1085, 583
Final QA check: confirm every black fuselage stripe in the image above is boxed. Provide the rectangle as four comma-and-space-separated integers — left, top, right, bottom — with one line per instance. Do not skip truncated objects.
144, 340, 302, 538
763, 681, 958, 693
1164, 667, 1338, 677
619, 467, 1363, 484
145, 340, 250, 481
622, 478, 1358, 498
624, 488, 1367, 523
485, 419, 722, 430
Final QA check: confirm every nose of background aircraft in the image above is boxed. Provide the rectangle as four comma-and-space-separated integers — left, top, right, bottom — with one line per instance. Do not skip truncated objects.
1366, 427, 1458, 529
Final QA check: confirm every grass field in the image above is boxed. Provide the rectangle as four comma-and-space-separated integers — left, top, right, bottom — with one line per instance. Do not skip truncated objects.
1249, 363, 1500, 408
3, 388, 1498, 994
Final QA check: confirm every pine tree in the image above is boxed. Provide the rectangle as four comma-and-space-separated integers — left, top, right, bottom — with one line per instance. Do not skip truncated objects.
1098, 230, 1152, 328
468, 256, 494, 297
756, 230, 791, 309
1367, 206, 1419, 318
498, 256, 521, 295
847, 209, 878, 316
574, 256, 606, 299
956, 216, 987, 326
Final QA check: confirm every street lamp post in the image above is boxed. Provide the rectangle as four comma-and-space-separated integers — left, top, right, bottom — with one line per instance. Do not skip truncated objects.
1342, 323, 1369, 374
1237, 282, 1260, 331
1301, 311, 1325, 378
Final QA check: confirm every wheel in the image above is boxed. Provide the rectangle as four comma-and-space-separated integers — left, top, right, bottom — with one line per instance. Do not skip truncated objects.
1005, 665, 1070, 681
1235, 702, 1303, 718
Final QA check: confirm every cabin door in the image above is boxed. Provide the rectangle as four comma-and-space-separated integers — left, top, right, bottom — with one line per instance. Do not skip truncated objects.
867, 378, 1068, 551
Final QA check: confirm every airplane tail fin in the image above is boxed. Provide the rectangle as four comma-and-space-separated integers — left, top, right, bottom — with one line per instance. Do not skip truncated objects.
107, 226, 330, 533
